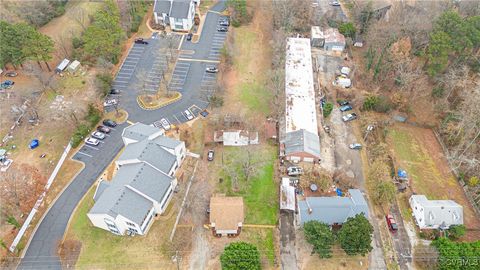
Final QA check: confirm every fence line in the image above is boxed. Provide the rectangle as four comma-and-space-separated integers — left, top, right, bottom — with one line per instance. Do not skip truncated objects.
9, 143, 72, 253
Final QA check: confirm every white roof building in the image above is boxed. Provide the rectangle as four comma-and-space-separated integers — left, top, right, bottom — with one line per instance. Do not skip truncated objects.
280, 178, 296, 211
285, 38, 318, 136
409, 195, 463, 229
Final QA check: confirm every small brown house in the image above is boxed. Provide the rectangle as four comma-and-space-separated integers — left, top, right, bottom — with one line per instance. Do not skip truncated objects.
209, 195, 244, 237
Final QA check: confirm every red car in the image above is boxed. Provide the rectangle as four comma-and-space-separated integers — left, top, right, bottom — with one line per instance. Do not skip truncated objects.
386, 214, 398, 232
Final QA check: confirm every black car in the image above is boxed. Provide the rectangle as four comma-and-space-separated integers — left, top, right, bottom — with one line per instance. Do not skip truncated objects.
110, 88, 121, 95
186, 33, 193, 41
338, 100, 350, 106
217, 27, 228, 32
134, 38, 148, 45
103, 119, 117, 127
207, 150, 215, 161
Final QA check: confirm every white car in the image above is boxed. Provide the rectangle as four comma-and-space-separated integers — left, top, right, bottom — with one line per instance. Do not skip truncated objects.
206, 66, 218, 73
160, 118, 171, 130
84, 137, 100, 146
104, 99, 118, 107
184, 109, 194, 120
91, 131, 106, 140
287, 166, 303, 176
349, 143, 362, 150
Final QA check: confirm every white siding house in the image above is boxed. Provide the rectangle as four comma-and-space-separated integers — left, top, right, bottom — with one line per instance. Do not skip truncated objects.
153, 0, 196, 32
87, 123, 185, 236
409, 195, 463, 229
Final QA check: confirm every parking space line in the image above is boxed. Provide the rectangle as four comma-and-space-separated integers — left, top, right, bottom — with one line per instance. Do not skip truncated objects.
114, 80, 130, 83
77, 151, 93, 158
84, 145, 99, 151
173, 114, 181, 123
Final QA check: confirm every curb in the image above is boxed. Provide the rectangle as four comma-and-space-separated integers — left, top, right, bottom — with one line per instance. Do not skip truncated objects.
20, 156, 86, 259
137, 92, 182, 111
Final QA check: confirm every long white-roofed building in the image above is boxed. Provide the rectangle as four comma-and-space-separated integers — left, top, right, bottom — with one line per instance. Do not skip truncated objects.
280, 38, 321, 163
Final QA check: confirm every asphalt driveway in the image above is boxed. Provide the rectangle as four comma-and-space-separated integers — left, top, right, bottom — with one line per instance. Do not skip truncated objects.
18, 1, 227, 269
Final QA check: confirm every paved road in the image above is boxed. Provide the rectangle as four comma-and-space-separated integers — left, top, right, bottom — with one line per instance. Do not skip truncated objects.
280, 211, 298, 270
17, 2, 227, 269
313, 0, 347, 23
390, 202, 413, 269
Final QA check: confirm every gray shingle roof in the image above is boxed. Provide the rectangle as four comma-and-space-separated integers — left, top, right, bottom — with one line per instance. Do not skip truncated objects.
119, 139, 177, 173
115, 163, 173, 203
284, 129, 321, 158
93, 180, 110, 202
170, 0, 191, 18
111, 188, 153, 225
154, 0, 171, 15
153, 135, 182, 149
298, 189, 368, 225
122, 123, 161, 142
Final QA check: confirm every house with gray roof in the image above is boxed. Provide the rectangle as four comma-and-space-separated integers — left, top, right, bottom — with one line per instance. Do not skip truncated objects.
281, 129, 321, 163
409, 195, 463, 229
153, 0, 197, 31
298, 189, 369, 226
87, 123, 185, 236
122, 122, 164, 145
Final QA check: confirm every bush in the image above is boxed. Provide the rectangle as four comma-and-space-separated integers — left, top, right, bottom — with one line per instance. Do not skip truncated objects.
95, 73, 113, 96
467, 176, 479, 187
72, 37, 84, 49
220, 242, 261, 270
85, 104, 102, 127
71, 124, 90, 148
323, 102, 333, 117
362, 95, 393, 113
447, 225, 466, 240
208, 95, 224, 107
338, 22, 356, 38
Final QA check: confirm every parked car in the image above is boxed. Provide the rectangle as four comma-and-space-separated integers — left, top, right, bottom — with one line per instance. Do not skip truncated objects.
349, 143, 362, 150
104, 99, 118, 107
207, 150, 215, 161
330, 1, 341, 6
206, 66, 218, 73
338, 100, 350, 106
342, 113, 357, 122
183, 109, 194, 120
160, 118, 171, 131
134, 38, 149, 44
97, 125, 111, 133
287, 166, 303, 176
186, 33, 193, 41
340, 105, 353, 112
0, 80, 14, 89
91, 131, 106, 140
110, 88, 121, 95
219, 17, 230, 26
84, 137, 100, 146
4, 71, 18, 77
103, 119, 117, 127
386, 214, 398, 232
217, 27, 228, 32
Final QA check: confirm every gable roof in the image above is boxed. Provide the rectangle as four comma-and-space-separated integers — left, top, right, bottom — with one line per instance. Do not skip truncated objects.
210, 196, 244, 231
154, 0, 172, 15
114, 162, 173, 203
118, 138, 178, 173
89, 183, 153, 226
122, 123, 162, 143
298, 189, 368, 225
170, 0, 191, 18
283, 129, 321, 158
93, 180, 110, 202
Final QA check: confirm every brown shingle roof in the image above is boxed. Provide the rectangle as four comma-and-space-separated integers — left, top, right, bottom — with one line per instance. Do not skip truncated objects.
210, 196, 244, 231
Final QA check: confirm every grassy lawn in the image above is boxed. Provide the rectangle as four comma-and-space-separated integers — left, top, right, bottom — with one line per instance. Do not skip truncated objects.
64, 186, 178, 269
229, 25, 273, 117
240, 228, 275, 266
216, 145, 278, 225
388, 126, 455, 199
